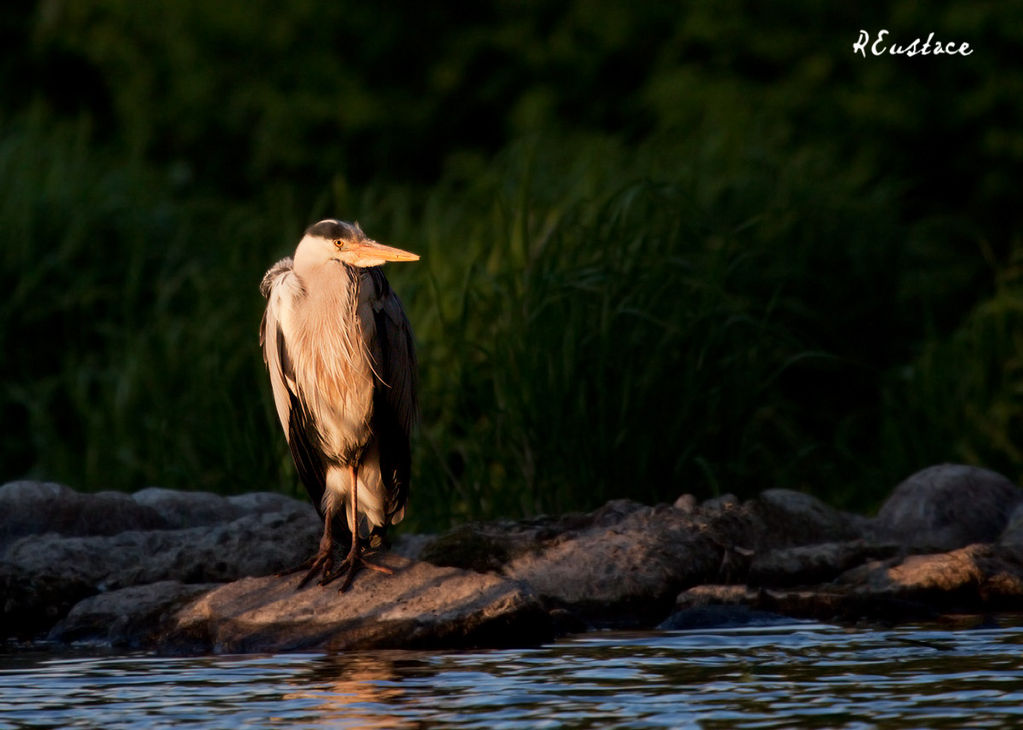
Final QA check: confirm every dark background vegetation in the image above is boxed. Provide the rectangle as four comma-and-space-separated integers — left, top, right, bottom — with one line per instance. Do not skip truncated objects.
2, 1, 1021, 530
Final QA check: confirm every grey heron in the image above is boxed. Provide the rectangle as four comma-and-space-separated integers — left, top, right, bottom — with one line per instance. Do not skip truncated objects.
260, 219, 419, 591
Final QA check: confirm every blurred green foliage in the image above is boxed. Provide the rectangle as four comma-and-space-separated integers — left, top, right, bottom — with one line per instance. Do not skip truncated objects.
1, 1, 1021, 528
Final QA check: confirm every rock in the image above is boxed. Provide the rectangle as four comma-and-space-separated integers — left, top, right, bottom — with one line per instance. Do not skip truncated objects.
748, 489, 869, 549
0, 482, 315, 553
391, 532, 432, 560
674, 583, 939, 625
587, 498, 653, 526
9, 472, 1023, 653
0, 561, 98, 638
227, 491, 315, 517
420, 521, 534, 573
701, 493, 740, 512
548, 607, 589, 634
500, 504, 724, 624
748, 540, 900, 588
673, 494, 698, 513
673, 543, 1023, 624
872, 464, 1023, 551
419, 489, 869, 627
1, 509, 320, 638
842, 543, 1023, 604
661, 471, 1023, 626
1000, 502, 1023, 545
683, 490, 869, 564
49, 581, 216, 647
0, 481, 165, 550
673, 584, 751, 609
133, 487, 315, 529
419, 499, 649, 573
132, 487, 247, 528
160, 556, 551, 654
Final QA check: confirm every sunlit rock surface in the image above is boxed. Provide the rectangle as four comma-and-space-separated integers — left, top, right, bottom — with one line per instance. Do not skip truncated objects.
3, 463, 1023, 654
162, 558, 551, 654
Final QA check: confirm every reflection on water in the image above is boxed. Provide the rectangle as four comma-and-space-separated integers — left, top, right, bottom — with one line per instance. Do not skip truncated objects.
281, 654, 415, 729
3, 620, 1023, 728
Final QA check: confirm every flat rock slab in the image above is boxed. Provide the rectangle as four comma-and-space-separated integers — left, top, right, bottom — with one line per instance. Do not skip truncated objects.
159, 555, 552, 654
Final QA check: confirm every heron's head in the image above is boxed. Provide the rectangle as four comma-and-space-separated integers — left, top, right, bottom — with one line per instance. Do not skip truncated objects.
295, 219, 420, 270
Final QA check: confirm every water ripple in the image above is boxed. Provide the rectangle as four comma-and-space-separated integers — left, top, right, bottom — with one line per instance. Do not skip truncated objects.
3, 620, 1023, 728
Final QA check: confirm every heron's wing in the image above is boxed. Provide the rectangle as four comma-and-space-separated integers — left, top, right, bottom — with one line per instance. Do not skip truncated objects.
259, 259, 299, 434
260, 259, 328, 515
366, 269, 418, 525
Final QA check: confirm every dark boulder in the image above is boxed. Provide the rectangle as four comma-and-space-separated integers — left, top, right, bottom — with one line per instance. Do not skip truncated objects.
49, 581, 217, 648
872, 464, 1023, 551
748, 540, 900, 588
1, 509, 320, 638
0, 481, 164, 550
132, 487, 314, 529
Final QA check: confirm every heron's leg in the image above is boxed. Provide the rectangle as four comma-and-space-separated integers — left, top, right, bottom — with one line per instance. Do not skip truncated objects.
331, 463, 393, 592
295, 505, 337, 588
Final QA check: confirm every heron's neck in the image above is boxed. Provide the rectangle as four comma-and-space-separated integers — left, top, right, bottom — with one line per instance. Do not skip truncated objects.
292, 261, 371, 390
296, 259, 355, 295
295, 259, 360, 327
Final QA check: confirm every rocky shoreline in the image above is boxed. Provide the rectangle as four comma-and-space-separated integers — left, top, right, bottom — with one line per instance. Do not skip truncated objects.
3, 464, 1022, 654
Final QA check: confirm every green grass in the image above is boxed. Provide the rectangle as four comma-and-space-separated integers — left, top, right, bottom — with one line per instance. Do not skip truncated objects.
6, 0, 1023, 532
881, 249, 1023, 486
4, 2, 1021, 529
1, 113, 297, 500
393, 132, 915, 522
6, 108, 1019, 532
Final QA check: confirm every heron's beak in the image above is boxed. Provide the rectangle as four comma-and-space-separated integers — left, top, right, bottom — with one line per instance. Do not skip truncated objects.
345, 239, 420, 266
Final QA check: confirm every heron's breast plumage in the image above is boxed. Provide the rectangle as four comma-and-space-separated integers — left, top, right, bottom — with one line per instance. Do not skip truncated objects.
291, 265, 378, 463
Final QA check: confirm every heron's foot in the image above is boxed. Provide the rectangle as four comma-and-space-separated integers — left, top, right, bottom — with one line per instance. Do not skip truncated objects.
291, 549, 335, 589
321, 546, 393, 592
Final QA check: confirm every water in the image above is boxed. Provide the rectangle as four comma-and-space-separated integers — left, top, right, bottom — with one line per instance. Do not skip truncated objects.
3, 621, 1023, 728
